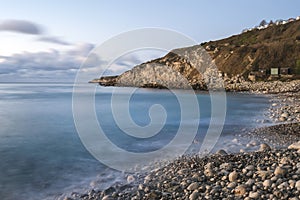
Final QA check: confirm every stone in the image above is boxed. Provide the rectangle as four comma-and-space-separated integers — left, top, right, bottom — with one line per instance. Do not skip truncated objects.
204, 168, 214, 177
280, 157, 290, 164
279, 117, 287, 122
288, 180, 296, 188
235, 184, 247, 196
278, 182, 289, 189
204, 162, 213, 169
138, 184, 144, 190
288, 141, 300, 150
177, 169, 188, 175
227, 182, 237, 188
187, 182, 199, 191
189, 190, 199, 200
263, 180, 272, 188
144, 175, 151, 181
245, 165, 255, 171
274, 166, 287, 176
249, 140, 259, 146
220, 163, 232, 171
216, 149, 228, 155
102, 195, 114, 200
258, 143, 271, 151
127, 175, 135, 183
281, 112, 289, 118
229, 171, 238, 182
249, 191, 260, 199
66, 140, 300, 199
295, 180, 300, 190
245, 179, 255, 186
289, 197, 299, 200
257, 170, 270, 179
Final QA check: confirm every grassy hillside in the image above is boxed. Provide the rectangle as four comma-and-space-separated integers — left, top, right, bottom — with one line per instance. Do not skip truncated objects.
200, 20, 300, 77
96, 18, 300, 87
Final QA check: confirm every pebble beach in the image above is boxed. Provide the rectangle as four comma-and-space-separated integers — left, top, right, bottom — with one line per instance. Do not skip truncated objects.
66, 83, 300, 200
68, 147, 300, 200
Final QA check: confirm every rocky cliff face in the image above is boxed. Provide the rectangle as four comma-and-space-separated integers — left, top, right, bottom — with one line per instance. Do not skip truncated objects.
94, 19, 300, 90
116, 49, 208, 90
116, 46, 228, 90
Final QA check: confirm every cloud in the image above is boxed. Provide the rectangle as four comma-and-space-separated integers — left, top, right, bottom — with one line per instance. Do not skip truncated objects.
0, 43, 100, 82
0, 19, 42, 35
68, 43, 95, 56
0, 19, 70, 46
112, 50, 166, 71
0, 42, 166, 82
37, 36, 71, 46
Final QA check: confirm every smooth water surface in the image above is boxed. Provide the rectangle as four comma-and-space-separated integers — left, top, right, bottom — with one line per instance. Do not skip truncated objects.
0, 83, 271, 199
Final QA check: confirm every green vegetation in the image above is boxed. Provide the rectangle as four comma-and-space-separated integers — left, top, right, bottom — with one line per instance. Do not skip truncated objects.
296, 59, 300, 74
141, 19, 300, 80
236, 32, 257, 45
200, 19, 300, 78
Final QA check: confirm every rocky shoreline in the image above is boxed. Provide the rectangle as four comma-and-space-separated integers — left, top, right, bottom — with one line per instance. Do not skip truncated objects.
225, 79, 300, 93
67, 81, 300, 200
67, 144, 300, 200
65, 92, 300, 200
243, 123, 300, 148
93, 75, 300, 93
268, 92, 300, 123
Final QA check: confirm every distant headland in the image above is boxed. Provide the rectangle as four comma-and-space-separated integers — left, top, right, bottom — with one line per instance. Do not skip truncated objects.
90, 17, 300, 93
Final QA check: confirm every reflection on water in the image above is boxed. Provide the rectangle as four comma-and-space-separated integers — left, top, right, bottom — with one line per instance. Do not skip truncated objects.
0, 83, 271, 199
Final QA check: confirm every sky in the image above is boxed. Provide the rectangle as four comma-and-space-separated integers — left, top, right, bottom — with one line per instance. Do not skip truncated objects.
0, 0, 299, 82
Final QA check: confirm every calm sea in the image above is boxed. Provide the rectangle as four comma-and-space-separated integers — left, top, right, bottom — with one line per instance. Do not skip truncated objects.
0, 83, 271, 199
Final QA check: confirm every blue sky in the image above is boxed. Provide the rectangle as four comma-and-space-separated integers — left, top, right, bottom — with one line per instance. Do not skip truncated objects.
0, 0, 299, 82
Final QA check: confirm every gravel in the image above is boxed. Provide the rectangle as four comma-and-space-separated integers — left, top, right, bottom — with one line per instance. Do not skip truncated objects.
267, 91, 300, 123
243, 123, 300, 148
68, 148, 300, 200
65, 88, 300, 200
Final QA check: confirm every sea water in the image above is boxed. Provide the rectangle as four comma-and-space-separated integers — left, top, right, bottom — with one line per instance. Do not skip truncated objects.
0, 83, 271, 199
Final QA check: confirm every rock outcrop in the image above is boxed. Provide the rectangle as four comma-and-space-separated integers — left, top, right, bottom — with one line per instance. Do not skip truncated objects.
93, 19, 300, 91
115, 48, 220, 90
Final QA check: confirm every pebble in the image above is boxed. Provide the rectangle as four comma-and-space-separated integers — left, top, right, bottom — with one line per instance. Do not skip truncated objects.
227, 182, 237, 188
281, 112, 289, 118
220, 163, 232, 171
216, 149, 228, 155
245, 179, 255, 186
229, 171, 238, 182
187, 182, 199, 191
258, 143, 271, 151
249, 191, 260, 199
127, 175, 135, 183
189, 190, 199, 200
288, 141, 300, 150
235, 184, 247, 196
274, 166, 287, 177
67, 148, 300, 200
245, 165, 255, 171
295, 180, 300, 190
102, 195, 114, 200
263, 179, 272, 187
249, 140, 259, 146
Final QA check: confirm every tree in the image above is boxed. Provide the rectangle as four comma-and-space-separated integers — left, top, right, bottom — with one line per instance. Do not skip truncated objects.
259, 20, 267, 27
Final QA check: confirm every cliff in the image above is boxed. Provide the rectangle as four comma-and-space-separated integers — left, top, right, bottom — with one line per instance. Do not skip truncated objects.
203, 19, 300, 76
93, 18, 300, 90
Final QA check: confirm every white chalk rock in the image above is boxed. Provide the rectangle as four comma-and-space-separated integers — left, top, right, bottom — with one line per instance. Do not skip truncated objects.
288, 141, 300, 150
